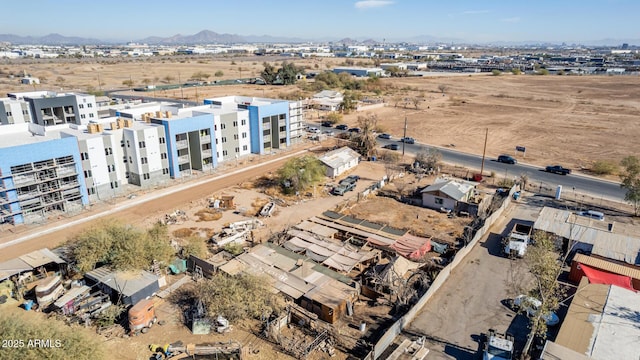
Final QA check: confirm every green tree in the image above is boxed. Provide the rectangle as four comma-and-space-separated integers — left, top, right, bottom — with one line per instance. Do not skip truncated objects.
181, 236, 207, 258
71, 221, 174, 272
214, 70, 224, 77
620, 155, 640, 216
191, 71, 211, 81
122, 79, 134, 88
162, 75, 175, 84
522, 231, 564, 356
491, 69, 502, 76
340, 91, 358, 113
191, 273, 283, 321
511, 68, 522, 75
261, 62, 278, 84
0, 311, 105, 360
277, 155, 326, 194
277, 61, 304, 85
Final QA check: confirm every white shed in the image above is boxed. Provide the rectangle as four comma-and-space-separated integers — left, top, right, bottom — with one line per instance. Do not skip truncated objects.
420, 178, 477, 211
318, 147, 360, 178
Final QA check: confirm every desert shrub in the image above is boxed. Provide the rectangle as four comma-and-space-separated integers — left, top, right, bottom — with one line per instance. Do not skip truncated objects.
223, 243, 244, 256
181, 236, 207, 258
173, 228, 193, 238
591, 160, 618, 175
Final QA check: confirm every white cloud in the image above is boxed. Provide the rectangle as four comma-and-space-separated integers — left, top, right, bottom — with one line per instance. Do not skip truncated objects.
354, 0, 394, 9
463, 10, 490, 15
501, 17, 521, 23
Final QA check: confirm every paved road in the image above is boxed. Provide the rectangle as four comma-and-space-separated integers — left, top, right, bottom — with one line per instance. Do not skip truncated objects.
313, 122, 626, 202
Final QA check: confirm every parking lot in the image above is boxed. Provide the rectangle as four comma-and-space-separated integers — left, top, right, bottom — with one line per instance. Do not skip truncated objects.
401, 196, 544, 359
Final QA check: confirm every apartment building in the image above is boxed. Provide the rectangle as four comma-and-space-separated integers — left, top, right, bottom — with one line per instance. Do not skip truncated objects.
122, 117, 171, 187
0, 97, 32, 125
177, 104, 252, 164
289, 99, 304, 144
204, 96, 291, 155
59, 122, 127, 202
150, 111, 216, 178
7, 91, 98, 127
0, 124, 88, 225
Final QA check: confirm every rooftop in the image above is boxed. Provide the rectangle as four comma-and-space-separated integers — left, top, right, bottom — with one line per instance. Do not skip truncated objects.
84, 266, 159, 298
318, 146, 360, 170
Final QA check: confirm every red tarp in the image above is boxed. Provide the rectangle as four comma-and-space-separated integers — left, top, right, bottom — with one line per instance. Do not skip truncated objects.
579, 263, 635, 291
391, 234, 432, 261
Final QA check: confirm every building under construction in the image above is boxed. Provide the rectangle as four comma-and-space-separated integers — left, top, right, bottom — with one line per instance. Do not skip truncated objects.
0, 134, 88, 225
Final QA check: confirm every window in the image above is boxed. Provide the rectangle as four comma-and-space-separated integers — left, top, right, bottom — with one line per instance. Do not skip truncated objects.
87, 103, 93, 108
159, 137, 165, 144
215, 138, 219, 144
89, 113, 94, 118
435, 198, 444, 205
221, 124, 226, 129
161, 153, 167, 159
242, 145, 248, 151
263, 130, 270, 136
222, 150, 228, 156
233, 134, 238, 140
214, 125, 218, 131
80, 114, 86, 119
279, 114, 286, 120
143, 173, 150, 180
233, 121, 237, 127
141, 157, 148, 164
88, 187, 95, 195
120, 140, 124, 147
126, 140, 130, 147
80, 152, 89, 160
162, 168, 169, 175
84, 170, 92, 178
221, 137, 227, 143
242, 132, 247, 138
129, 156, 132, 163
139, 141, 146, 148
123, 156, 127, 163
279, 126, 286, 132
125, 171, 130, 178
241, 119, 246, 126
105, 147, 112, 155
79, 104, 84, 109
235, 147, 239, 153
5, 111, 11, 116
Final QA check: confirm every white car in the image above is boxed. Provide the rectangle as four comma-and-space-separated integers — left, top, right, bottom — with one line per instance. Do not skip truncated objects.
513, 295, 560, 326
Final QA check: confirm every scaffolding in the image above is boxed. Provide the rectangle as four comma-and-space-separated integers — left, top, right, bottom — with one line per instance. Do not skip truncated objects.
7, 155, 83, 225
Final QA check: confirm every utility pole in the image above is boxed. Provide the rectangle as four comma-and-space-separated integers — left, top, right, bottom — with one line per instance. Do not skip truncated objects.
480, 128, 488, 177
402, 115, 407, 157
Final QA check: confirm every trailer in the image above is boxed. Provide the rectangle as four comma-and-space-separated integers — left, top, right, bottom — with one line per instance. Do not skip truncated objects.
503, 223, 533, 258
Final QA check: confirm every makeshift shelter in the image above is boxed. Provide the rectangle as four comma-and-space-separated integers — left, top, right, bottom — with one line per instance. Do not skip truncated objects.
84, 267, 160, 306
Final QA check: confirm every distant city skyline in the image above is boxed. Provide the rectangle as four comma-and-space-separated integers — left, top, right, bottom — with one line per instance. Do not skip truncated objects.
3, 0, 639, 44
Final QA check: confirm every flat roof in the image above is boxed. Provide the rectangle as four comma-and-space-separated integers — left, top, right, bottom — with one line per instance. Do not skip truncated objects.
84, 267, 159, 298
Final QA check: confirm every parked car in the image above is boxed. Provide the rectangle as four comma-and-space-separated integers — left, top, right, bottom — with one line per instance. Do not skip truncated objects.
321, 121, 333, 127
545, 165, 571, 175
400, 137, 415, 144
340, 175, 360, 185
377, 133, 392, 139
383, 144, 399, 150
307, 127, 320, 134
322, 130, 335, 136
513, 295, 560, 326
497, 155, 517, 164
335, 124, 348, 130
578, 210, 605, 221
331, 182, 355, 196
348, 127, 361, 133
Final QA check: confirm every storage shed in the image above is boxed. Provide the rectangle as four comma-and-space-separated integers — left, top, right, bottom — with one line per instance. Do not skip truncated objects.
84, 267, 160, 306
318, 147, 360, 178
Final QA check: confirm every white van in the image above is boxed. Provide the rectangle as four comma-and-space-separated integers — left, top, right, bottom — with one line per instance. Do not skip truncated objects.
579, 210, 605, 221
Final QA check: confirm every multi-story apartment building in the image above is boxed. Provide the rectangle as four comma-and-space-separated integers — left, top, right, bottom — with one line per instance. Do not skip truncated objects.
150, 111, 216, 178
177, 104, 252, 164
122, 118, 171, 187
0, 124, 88, 225
7, 91, 98, 127
204, 96, 291, 155
0, 97, 32, 125
289, 99, 305, 144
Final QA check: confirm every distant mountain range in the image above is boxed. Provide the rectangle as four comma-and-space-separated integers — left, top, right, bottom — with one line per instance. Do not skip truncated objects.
0, 30, 637, 46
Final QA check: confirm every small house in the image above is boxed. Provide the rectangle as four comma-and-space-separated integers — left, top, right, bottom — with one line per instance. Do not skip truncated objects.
420, 178, 477, 212
84, 267, 160, 306
318, 147, 360, 178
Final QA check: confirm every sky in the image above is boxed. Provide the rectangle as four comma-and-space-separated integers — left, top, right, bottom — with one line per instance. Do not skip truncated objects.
2, 0, 639, 43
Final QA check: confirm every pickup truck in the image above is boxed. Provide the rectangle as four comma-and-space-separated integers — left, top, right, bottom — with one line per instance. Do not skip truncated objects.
544, 165, 571, 175
503, 223, 533, 258
483, 329, 514, 360
331, 182, 355, 196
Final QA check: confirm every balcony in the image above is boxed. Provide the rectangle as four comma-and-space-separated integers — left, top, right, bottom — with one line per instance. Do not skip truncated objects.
177, 155, 190, 164
175, 140, 188, 149
201, 149, 213, 157
200, 135, 211, 143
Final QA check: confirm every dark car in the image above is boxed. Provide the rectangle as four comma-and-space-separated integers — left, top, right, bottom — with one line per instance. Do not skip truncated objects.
545, 165, 571, 175
321, 121, 333, 128
497, 155, 517, 164
383, 144, 399, 150
339, 175, 360, 186
348, 127, 361, 133
335, 124, 348, 130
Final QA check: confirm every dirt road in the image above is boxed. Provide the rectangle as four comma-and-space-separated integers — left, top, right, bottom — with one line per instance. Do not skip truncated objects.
0, 149, 312, 261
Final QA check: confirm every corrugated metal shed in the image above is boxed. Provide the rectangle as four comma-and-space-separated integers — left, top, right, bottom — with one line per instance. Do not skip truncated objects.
0, 258, 32, 281
420, 178, 477, 201
534, 207, 640, 265
317, 147, 360, 172
84, 267, 159, 306
19, 248, 66, 267
573, 253, 640, 280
